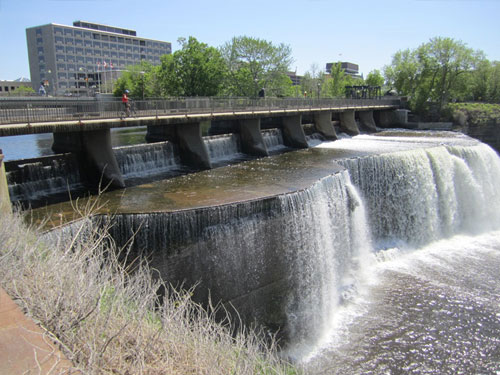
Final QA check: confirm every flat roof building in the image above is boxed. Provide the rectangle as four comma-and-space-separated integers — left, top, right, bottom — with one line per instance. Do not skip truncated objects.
326, 62, 361, 78
26, 21, 171, 96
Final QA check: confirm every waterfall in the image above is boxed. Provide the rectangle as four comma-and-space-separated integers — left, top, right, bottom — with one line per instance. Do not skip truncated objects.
340, 143, 500, 249
113, 141, 181, 181
204, 134, 246, 164
7, 155, 83, 206
263, 128, 287, 153
278, 171, 374, 359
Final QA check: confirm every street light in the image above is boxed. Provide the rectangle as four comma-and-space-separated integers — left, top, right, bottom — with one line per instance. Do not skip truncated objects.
317, 82, 321, 99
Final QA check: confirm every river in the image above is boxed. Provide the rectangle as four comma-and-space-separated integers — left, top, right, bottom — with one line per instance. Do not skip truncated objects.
5, 128, 500, 374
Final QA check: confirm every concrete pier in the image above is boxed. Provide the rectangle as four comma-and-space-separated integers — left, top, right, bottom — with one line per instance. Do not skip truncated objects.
339, 109, 360, 135
176, 123, 212, 170
238, 118, 269, 156
282, 115, 309, 148
52, 129, 125, 189
313, 111, 338, 140
359, 110, 378, 132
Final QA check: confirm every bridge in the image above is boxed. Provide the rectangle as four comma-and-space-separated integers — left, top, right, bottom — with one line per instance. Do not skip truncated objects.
0, 97, 403, 208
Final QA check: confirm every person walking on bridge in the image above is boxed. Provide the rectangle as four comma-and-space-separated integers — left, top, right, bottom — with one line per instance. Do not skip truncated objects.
122, 89, 131, 117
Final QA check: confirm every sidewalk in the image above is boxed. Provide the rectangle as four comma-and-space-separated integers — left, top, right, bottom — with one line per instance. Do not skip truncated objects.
0, 287, 77, 374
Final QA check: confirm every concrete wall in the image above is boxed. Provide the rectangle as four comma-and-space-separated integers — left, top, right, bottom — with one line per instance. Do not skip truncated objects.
0, 152, 11, 215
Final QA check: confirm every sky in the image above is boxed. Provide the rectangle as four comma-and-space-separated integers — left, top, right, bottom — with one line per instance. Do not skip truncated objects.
0, 0, 499, 81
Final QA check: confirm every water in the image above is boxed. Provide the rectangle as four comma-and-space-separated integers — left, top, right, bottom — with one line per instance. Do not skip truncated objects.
23, 130, 500, 373
293, 135, 500, 373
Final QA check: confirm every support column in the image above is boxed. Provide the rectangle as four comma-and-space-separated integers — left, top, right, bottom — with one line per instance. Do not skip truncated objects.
378, 109, 409, 128
0, 150, 12, 215
313, 111, 337, 140
176, 122, 212, 170
238, 118, 269, 157
358, 110, 378, 133
339, 110, 360, 136
52, 129, 125, 189
282, 115, 309, 149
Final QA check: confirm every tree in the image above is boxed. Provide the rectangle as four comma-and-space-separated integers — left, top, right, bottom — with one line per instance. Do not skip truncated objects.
221, 36, 293, 97
9, 86, 35, 96
365, 69, 384, 87
157, 37, 227, 97
384, 37, 481, 113
113, 62, 160, 98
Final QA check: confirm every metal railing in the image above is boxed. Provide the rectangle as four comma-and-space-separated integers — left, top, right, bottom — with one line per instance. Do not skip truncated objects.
0, 97, 401, 125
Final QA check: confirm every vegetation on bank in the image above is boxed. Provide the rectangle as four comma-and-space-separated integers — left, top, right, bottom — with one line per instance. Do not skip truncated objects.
0, 204, 299, 374
444, 102, 500, 127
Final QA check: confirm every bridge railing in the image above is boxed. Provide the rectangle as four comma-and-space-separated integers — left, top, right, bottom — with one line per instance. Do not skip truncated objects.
0, 97, 401, 125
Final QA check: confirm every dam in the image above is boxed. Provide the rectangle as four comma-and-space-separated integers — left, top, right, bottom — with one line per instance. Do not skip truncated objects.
26, 128, 500, 373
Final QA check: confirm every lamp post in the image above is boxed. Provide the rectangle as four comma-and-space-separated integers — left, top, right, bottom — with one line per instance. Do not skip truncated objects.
317, 82, 321, 99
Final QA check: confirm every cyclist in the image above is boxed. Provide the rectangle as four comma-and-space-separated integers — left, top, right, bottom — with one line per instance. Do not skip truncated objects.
122, 89, 131, 117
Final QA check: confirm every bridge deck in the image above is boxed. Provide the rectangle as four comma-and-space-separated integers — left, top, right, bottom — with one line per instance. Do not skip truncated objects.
0, 98, 399, 136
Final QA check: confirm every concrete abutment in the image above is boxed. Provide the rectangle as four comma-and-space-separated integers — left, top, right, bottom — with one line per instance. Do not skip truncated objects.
238, 118, 269, 156
0, 151, 12, 215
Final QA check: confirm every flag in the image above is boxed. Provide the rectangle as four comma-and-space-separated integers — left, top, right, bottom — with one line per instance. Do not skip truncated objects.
103, 61, 107, 69
110, 61, 114, 69
97, 61, 101, 71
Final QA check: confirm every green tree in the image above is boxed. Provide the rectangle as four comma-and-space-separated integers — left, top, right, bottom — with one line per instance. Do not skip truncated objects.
365, 69, 384, 87
157, 37, 227, 97
113, 62, 160, 98
9, 86, 35, 96
221, 36, 293, 97
384, 37, 481, 113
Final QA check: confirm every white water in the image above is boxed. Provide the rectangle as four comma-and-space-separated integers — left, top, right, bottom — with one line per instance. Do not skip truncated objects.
283, 134, 500, 373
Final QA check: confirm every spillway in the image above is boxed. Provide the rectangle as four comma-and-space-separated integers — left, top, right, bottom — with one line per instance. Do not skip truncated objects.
33, 130, 500, 373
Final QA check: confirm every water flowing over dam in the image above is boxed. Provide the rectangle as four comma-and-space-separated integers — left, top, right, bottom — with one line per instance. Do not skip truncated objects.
32, 130, 500, 373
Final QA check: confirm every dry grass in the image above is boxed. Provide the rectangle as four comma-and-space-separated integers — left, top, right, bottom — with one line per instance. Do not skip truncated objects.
0, 200, 299, 375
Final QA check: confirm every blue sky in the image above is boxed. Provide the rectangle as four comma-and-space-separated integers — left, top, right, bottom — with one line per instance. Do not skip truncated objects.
1, 0, 499, 81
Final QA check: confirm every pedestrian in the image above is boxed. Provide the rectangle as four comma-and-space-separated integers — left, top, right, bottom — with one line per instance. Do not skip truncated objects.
122, 89, 130, 117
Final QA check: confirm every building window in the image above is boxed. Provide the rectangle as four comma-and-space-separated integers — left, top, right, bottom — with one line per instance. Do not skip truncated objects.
84, 31, 91, 39
37, 46, 44, 54
56, 45, 64, 53
55, 36, 64, 44
64, 29, 73, 36
101, 34, 109, 41
85, 48, 92, 55
75, 39, 83, 46
65, 37, 74, 45
56, 54, 65, 62
66, 46, 74, 54
93, 41, 101, 48
76, 47, 84, 55
36, 28, 42, 36
101, 42, 109, 49
93, 33, 100, 40
140, 40, 146, 46
118, 37, 124, 43
110, 36, 117, 42
84, 40, 92, 47
74, 30, 82, 38
94, 50, 102, 56
54, 27, 63, 35
36, 37, 43, 45
57, 63, 66, 71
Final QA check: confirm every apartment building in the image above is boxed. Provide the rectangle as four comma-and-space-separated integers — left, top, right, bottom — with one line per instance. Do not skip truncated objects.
26, 21, 171, 96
